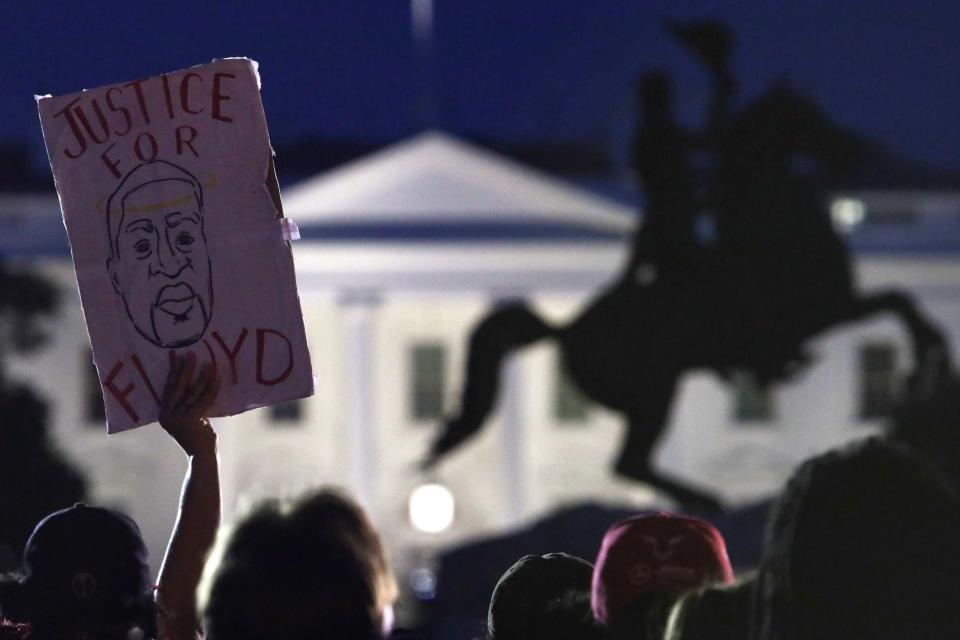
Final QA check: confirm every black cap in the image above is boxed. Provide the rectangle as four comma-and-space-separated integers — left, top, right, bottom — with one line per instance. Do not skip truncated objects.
487, 553, 594, 640
23, 503, 151, 603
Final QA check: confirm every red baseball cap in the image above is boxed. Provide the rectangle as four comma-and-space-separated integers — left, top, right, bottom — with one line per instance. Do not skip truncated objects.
591, 512, 733, 624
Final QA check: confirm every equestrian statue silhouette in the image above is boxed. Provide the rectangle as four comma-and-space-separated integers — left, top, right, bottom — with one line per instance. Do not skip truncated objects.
423, 22, 948, 510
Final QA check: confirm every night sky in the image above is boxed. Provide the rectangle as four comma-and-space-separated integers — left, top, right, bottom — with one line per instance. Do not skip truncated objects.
4, 1, 959, 174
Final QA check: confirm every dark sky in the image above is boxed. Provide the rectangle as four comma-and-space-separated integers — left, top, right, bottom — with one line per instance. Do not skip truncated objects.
5, 1, 959, 173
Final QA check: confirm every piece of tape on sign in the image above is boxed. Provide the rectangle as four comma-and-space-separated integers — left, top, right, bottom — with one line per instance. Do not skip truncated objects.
281, 218, 301, 242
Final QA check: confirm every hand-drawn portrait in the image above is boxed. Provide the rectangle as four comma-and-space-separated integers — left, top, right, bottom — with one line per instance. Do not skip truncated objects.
105, 160, 213, 348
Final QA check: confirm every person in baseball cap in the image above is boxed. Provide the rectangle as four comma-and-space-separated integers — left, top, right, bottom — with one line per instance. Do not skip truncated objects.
20, 503, 155, 639
591, 512, 734, 639
486, 552, 603, 640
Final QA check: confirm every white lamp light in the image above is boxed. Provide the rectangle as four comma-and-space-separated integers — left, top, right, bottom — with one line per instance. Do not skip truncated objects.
409, 483, 455, 533
831, 197, 866, 231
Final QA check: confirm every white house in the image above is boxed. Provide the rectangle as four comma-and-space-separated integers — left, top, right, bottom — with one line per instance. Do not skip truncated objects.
3, 132, 960, 594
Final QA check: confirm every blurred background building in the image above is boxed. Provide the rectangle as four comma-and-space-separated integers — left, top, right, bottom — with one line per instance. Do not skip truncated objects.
2, 128, 959, 612
1, 1, 959, 629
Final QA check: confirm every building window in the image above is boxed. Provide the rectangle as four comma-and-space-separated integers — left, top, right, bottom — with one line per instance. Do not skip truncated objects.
732, 370, 775, 423
269, 400, 303, 425
554, 363, 590, 424
410, 343, 446, 422
859, 342, 898, 420
84, 349, 105, 425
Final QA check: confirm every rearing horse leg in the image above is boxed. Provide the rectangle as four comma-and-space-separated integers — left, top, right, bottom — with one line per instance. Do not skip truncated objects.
613, 376, 724, 513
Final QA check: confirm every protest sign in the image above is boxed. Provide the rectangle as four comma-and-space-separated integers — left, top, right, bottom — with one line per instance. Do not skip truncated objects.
38, 58, 313, 433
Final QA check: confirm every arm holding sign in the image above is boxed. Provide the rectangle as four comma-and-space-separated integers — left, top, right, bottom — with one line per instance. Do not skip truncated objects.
155, 353, 221, 640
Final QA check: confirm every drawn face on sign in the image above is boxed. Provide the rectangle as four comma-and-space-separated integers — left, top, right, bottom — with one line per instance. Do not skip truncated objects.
106, 161, 213, 348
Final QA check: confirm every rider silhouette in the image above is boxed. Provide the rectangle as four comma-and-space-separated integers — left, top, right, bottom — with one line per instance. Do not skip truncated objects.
625, 21, 735, 287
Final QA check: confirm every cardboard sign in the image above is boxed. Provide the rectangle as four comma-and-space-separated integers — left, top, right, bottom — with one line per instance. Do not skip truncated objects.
38, 58, 313, 433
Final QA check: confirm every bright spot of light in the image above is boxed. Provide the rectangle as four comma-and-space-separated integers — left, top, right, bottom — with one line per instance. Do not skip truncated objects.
409, 483, 455, 533
410, 567, 437, 600
831, 197, 866, 232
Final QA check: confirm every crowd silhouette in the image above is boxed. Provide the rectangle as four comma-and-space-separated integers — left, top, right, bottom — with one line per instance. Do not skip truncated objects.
2, 19, 959, 640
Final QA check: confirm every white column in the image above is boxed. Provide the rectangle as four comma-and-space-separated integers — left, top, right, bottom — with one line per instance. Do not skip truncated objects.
501, 350, 527, 523
339, 290, 381, 509
489, 291, 530, 524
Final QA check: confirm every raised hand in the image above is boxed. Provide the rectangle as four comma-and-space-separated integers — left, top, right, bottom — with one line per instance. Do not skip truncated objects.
159, 352, 220, 457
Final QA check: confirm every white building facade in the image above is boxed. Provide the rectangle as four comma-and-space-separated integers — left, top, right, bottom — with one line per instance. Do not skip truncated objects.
3, 133, 960, 586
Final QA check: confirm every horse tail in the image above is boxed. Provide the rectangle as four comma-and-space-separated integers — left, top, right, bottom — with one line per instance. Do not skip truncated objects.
424, 303, 556, 466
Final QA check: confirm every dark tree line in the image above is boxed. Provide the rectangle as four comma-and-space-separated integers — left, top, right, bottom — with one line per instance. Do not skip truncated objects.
0, 262, 86, 572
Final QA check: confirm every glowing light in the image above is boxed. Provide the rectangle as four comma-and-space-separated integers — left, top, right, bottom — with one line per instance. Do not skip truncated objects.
410, 567, 437, 600
409, 483, 455, 533
831, 197, 866, 231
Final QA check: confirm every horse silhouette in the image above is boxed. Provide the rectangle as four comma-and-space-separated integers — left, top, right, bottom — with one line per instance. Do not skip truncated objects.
423, 23, 946, 511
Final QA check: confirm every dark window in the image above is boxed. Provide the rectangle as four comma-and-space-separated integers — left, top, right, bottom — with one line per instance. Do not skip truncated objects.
410, 343, 446, 422
732, 370, 775, 423
859, 342, 898, 420
84, 349, 105, 425
554, 363, 590, 424
269, 400, 303, 425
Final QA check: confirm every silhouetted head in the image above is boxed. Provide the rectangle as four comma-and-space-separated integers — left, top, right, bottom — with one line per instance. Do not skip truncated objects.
662, 577, 754, 640
202, 488, 397, 640
19, 504, 155, 640
754, 438, 960, 640
487, 553, 601, 640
